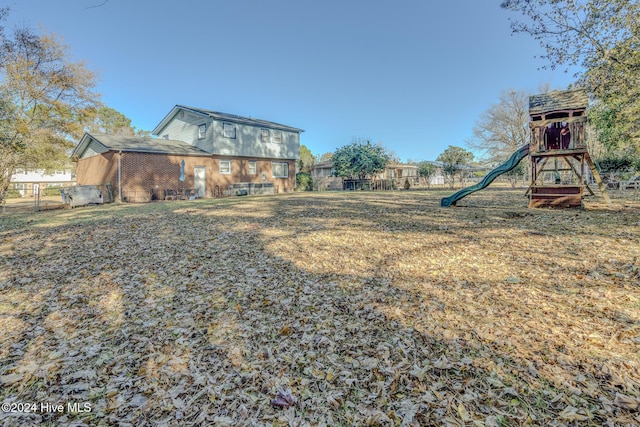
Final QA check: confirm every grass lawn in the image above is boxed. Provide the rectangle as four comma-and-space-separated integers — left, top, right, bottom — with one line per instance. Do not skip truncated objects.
1, 188, 639, 426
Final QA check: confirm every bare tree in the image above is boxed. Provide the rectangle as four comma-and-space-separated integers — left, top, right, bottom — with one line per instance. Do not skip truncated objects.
467, 89, 530, 165
85, 0, 110, 10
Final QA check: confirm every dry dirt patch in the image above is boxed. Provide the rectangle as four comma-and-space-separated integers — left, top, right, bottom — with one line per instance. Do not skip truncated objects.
1, 189, 639, 426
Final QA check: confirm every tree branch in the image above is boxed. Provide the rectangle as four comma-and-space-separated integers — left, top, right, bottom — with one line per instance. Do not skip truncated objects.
85, 0, 110, 10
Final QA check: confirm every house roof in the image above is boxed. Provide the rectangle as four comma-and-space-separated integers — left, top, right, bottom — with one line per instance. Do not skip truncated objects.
72, 133, 211, 159
529, 89, 588, 115
387, 162, 417, 169
314, 161, 334, 169
152, 105, 305, 136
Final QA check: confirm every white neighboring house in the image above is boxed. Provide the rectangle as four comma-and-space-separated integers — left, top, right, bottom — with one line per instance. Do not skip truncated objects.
10, 168, 76, 197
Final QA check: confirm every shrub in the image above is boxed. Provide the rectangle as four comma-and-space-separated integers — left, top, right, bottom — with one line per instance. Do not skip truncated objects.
296, 172, 313, 191
596, 150, 638, 174
42, 187, 64, 196
3, 189, 22, 199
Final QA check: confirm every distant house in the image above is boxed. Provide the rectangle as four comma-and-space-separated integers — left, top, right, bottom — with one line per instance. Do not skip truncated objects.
72, 106, 303, 201
312, 161, 419, 180
10, 168, 75, 197
311, 161, 424, 190
379, 162, 419, 182
311, 161, 342, 190
311, 160, 335, 179
419, 161, 447, 186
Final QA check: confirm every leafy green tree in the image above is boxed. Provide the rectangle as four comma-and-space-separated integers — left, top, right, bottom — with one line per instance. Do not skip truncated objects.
501, 0, 640, 149
332, 140, 389, 179
417, 161, 437, 188
436, 145, 474, 189
295, 145, 315, 191
297, 144, 315, 174
295, 172, 313, 191
0, 15, 99, 198
588, 101, 627, 152
318, 152, 333, 163
85, 106, 145, 136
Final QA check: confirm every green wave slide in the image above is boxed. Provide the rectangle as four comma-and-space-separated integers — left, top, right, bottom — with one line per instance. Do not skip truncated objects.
440, 144, 530, 207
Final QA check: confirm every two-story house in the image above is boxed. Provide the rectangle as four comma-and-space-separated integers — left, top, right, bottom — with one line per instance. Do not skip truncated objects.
10, 168, 76, 197
72, 105, 303, 201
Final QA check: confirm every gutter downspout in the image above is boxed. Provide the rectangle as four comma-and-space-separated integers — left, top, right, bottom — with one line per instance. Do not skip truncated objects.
118, 150, 122, 202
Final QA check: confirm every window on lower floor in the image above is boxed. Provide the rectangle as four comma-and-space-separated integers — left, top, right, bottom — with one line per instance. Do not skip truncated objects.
272, 162, 288, 178
249, 160, 257, 174
220, 160, 232, 174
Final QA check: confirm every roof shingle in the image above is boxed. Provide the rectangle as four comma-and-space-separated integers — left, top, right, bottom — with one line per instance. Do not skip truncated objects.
76, 133, 211, 157
529, 89, 588, 115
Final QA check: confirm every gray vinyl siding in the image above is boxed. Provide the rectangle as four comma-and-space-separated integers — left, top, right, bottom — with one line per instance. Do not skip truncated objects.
152, 107, 300, 160
211, 120, 299, 159
80, 139, 109, 159
155, 110, 214, 153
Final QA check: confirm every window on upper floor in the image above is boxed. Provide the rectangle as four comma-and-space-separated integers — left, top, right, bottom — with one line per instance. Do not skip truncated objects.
162, 134, 169, 140
220, 160, 232, 175
272, 162, 288, 178
249, 160, 257, 175
261, 129, 269, 143
272, 130, 282, 143
223, 123, 236, 139
198, 124, 206, 139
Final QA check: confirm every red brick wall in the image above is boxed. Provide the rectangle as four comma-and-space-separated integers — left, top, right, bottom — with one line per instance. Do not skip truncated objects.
121, 153, 194, 198
75, 152, 117, 187
212, 156, 295, 194
76, 151, 296, 200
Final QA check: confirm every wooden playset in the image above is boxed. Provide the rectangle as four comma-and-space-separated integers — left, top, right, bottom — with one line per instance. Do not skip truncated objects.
527, 89, 609, 208
441, 89, 610, 208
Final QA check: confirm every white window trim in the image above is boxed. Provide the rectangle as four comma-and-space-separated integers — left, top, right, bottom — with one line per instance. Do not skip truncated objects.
261, 129, 269, 143
272, 162, 288, 178
249, 160, 257, 175
223, 123, 236, 139
198, 123, 206, 139
272, 130, 283, 144
220, 160, 232, 175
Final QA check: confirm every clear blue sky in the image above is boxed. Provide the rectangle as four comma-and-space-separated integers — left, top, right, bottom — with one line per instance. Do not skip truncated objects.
5, 0, 577, 162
